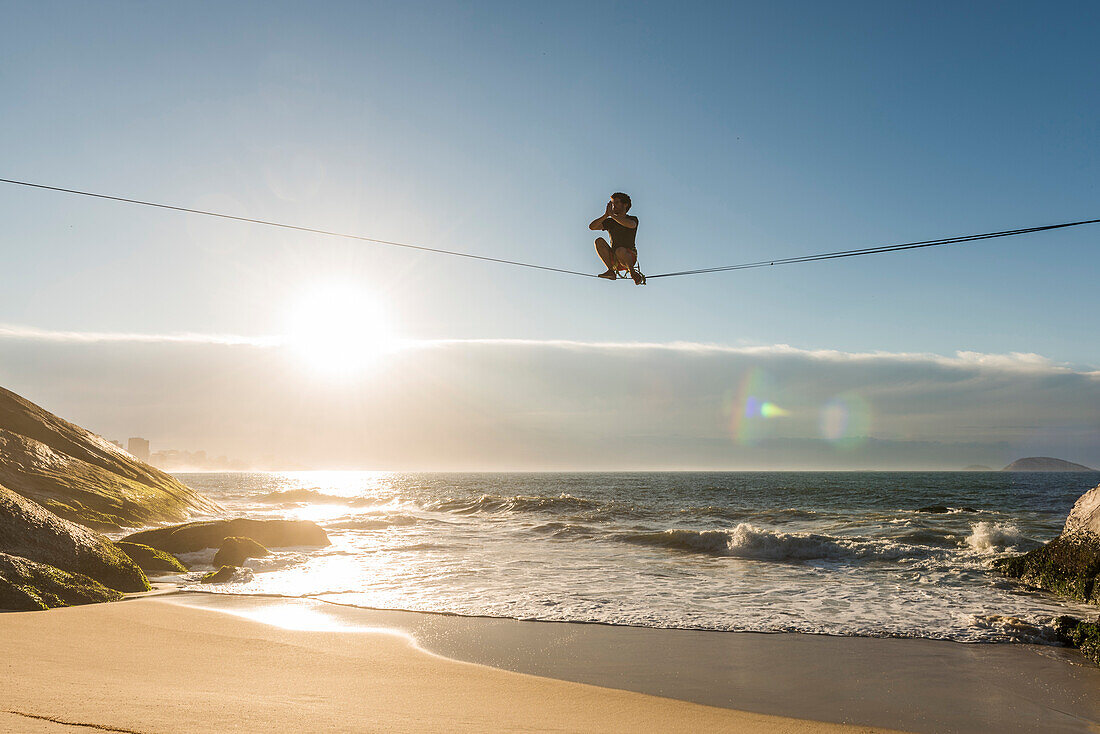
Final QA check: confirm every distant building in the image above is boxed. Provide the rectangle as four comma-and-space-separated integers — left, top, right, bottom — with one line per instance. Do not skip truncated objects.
127, 437, 150, 463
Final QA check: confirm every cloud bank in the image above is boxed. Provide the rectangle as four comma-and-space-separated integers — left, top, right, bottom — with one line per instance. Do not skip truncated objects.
1, 330, 1097, 470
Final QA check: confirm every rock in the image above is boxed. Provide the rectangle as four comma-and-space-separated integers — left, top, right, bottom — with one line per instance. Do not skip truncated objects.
0, 484, 149, 592
0, 386, 221, 531
1002, 456, 1096, 472
114, 541, 187, 574
994, 535, 1100, 604
123, 518, 329, 554
200, 565, 253, 584
1064, 484, 1100, 537
0, 552, 123, 610
1054, 616, 1100, 666
212, 536, 269, 567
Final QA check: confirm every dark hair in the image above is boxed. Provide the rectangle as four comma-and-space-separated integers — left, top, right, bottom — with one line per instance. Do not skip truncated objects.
611, 192, 632, 210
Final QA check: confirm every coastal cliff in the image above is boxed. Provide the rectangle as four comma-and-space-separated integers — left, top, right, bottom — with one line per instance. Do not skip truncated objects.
0, 386, 220, 530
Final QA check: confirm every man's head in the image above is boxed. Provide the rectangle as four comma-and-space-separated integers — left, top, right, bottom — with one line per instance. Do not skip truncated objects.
610, 192, 632, 214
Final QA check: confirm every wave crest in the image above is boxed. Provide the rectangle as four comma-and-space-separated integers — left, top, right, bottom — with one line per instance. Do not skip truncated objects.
620, 523, 923, 562
965, 521, 1027, 552
427, 493, 601, 516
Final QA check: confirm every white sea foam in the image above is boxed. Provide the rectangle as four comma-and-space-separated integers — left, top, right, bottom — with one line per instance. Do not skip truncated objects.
621, 523, 926, 562
965, 521, 1026, 552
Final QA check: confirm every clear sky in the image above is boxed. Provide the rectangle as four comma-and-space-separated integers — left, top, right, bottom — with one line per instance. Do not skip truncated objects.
2, 2, 1098, 469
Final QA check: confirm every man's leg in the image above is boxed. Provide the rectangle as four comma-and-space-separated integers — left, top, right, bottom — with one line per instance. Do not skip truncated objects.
615, 248, 645, 285
595, 237, 617, 278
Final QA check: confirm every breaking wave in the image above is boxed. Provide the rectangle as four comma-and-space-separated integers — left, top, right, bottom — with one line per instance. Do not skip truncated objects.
618, 523, 928, 562
256, 488, 373, 505
426, 493, 602, 516
965, 522, 1029, 553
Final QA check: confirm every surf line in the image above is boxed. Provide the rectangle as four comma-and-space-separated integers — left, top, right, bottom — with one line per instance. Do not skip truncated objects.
2, 177, 1097, 281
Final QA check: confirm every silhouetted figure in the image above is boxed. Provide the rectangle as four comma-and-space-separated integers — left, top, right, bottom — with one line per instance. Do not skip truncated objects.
590, 192, 644, 284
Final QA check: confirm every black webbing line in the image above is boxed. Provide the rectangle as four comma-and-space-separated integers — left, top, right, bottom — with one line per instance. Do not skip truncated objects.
2, 177, 1096, 282
647, 219, 1100, 279
0, 177, 595, 278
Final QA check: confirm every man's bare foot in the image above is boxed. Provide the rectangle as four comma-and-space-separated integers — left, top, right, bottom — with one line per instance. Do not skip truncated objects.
630, 269, 646, 285
598, 269, 617, 280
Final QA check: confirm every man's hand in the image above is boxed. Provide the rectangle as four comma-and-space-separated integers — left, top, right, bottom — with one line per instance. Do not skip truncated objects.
605, 200, 613, 216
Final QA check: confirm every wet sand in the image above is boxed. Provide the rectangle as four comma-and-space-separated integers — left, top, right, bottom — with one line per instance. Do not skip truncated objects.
3, 592, 1099, 733
0, 595, 901, 734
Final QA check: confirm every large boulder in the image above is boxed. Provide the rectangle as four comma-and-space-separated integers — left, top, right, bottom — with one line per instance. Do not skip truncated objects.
213, 536, 270, 567
0, 485, 149, 592
114, 541, 187, 574
0, 552, 122, 611
995, 484, 1100, 605
0, 386, 221, 531
123, 518, 329, 554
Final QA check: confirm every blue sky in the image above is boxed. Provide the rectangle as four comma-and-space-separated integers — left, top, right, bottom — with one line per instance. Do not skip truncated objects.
1, 2, 1098, 468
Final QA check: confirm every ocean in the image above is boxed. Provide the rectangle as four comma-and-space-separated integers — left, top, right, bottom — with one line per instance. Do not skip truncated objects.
165, 471, 1100, 645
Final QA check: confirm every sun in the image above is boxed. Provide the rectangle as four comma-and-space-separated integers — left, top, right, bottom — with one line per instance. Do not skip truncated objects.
285, 284, 396, 376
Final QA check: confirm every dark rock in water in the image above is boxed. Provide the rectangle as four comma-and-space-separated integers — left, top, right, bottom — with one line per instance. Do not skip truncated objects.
994, 484, 1100, 605
1002, 456, 1096, 472
917, 505, 978, 513
212, 536, 270, 568
123, 518, 329, 554
0, 386, 221, 530
114, 541, 187, 574
200, 565, 253, 584
0, 551, 123, 610
0, 485, 149, 592
1054, 616, 1100, 666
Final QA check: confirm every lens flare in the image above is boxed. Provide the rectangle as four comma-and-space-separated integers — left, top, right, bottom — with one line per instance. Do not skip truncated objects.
729, 368, 791, 445
819, 392, 872, 448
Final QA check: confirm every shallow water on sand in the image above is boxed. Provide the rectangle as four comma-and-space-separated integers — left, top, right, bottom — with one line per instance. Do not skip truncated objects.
166, 471, 1100, 644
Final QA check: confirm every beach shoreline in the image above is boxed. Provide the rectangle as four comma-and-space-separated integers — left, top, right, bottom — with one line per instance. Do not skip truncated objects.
3, 592, 1098, 733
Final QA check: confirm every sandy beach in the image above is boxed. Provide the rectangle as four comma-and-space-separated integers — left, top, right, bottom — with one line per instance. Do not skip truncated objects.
2, 594, 1097, 734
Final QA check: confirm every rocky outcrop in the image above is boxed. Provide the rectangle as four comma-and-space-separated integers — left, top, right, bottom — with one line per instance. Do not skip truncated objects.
114, 541, 187, 574
994, 484, 1100, 605
1002, 457, 1096, 472
0, 552, 123, 610
200, 565, 254, 584
0, 386, 221, 530
123, 518, 329, 554
1, 485, 149, 592
1055, 616, 1100, 666
212, 536, 269, 567
995, 484, 1100, 663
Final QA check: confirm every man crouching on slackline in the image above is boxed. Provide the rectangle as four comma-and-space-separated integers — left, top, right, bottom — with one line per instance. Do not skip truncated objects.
590, 192, 644, 284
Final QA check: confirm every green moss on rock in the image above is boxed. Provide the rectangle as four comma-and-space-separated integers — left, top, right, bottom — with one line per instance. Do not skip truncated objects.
124, 518, 329, 554
0, 552, 122, 611
200, 565, 253, 584
114, 541, 187, 573
1, 485, 150, 593
993, 534, 1100, 604
1054, 616, 1100, 666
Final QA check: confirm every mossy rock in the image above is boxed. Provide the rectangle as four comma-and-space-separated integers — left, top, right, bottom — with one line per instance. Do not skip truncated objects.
993, 534, 1100, 603
212, 536, 269, 568
1, 485, 150, 593
124, 518, 329, 554
0, 552, 122, 610
114, 541, 187, 573
1054, 616, 1100, 666
200, 565, 253, 584
0, 386, 221, 531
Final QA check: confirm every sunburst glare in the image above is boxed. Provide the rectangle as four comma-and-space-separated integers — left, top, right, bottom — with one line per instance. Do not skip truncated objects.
285, 284, 397, 377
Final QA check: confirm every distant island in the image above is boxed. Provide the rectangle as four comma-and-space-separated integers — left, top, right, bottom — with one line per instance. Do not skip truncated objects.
1002, 456, 1096, 472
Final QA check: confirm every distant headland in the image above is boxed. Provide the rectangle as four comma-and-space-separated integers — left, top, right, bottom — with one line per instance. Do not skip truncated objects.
1002, 456, 1097, 472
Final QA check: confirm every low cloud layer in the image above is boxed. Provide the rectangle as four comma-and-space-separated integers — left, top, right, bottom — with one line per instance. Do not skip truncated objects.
1, 332, 1097, 470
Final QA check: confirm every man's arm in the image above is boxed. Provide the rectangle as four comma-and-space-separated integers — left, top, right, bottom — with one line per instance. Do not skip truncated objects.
604, 213, 637, 229
589, 201, 613, 230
